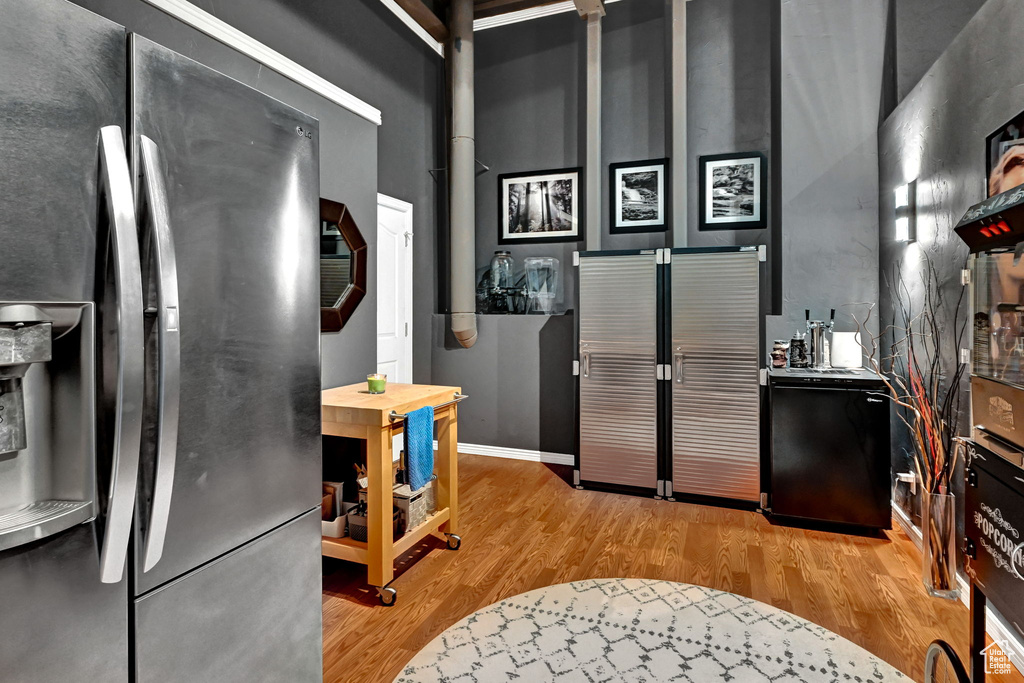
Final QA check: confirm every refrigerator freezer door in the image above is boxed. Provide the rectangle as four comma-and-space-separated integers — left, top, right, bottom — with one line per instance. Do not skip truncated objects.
0, 1, 129, 680
670, 251, 761, 502
0, 0, 126, 302
578, 253, 659, 490
134, 510, 322, 683
130, 36, 321, 594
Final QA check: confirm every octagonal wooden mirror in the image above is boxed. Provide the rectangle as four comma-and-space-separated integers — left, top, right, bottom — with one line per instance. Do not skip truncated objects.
320, 198, 367, 332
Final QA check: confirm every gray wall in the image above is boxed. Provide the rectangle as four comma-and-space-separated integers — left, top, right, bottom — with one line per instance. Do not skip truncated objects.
764, 0, 888, 347
879, 0, 1024, 524
894, 0, 985, 102
74, 0, 443, 389
433, 0, 776, 451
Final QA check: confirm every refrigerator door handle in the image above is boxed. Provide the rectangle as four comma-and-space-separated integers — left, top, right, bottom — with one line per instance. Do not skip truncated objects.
97, 126, 145, 584
138, 136, 181, 572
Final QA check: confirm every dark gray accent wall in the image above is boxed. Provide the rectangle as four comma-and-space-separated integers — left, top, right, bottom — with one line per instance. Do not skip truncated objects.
764, 0, 888, 347
432, 0, 775, 452
73, 0, 443, 388
879, 0, 1024, 526
894, 0, 986, 103
431, 313, 575, 452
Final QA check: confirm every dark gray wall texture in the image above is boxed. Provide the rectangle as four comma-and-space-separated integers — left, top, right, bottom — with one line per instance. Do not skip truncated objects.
72, 0, 444, 389
879, 0, 1023, 540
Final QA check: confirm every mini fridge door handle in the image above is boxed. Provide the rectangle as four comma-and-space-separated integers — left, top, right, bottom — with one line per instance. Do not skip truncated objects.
138, 136, 181, 572
97, 126, 145, 584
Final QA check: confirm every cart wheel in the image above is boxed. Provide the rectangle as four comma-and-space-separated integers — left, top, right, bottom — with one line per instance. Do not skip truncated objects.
923, 640, 969, 683
377, 586, 397, 607
446, 534, 461, 550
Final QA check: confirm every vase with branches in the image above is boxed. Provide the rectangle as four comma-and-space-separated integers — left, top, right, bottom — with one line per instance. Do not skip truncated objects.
852, 255, 968, 599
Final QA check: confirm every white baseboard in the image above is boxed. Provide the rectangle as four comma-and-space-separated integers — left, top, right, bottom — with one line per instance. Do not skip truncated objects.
437, 441, 574, 466
892, 502, 1024, 666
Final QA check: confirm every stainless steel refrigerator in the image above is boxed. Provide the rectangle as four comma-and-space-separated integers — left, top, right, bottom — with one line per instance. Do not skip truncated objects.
575, 247, 764, 505
0, 1, 323, 680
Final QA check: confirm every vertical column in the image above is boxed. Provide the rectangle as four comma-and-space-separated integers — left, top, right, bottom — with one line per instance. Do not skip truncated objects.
585, 13, 602, 250
665, 0, 687, 247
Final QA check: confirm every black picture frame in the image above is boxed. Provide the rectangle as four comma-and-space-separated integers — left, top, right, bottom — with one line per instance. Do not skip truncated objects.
498, 167, 583, 245
986, 111, 1024, 197
609, 158, 669, 234
698, 151, 768, 231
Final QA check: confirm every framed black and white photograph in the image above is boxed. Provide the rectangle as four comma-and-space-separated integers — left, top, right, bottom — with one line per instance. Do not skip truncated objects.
499, 167, 582, 245
987, 111, 1024, 197
609, 158, 669, 233
698, 152, 767, 231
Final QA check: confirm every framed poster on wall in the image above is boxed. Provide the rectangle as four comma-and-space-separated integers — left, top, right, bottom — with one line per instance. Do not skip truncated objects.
698, 152, 767, 231
987, 111, 1024, 197
609, 158, 669, 233
498, 167, 583, 245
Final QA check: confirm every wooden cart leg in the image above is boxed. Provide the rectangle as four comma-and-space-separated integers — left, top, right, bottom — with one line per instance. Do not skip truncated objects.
366, 426, 394, 588
436, 407, 459, 535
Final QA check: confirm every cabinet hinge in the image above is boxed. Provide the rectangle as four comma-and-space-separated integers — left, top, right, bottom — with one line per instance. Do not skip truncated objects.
573, 251, 580, 266
758, 244, 767, 262
961, 269, 971, 285
572, 360, 580, 376
759, 368, 768, 386
656, 480, 665, 497
760, 492, 770, 511
655, 249, 665, 265
573, 470, 581, 486
960, 348, 971, 365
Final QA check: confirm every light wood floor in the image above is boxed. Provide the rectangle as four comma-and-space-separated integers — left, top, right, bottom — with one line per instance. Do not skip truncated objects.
322, 454, 1023, 682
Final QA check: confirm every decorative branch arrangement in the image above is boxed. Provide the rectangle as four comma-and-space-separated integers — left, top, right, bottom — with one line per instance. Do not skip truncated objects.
851, 255, 968, 597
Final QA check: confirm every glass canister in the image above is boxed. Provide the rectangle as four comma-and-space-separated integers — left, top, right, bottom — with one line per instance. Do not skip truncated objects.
489, 251, 515, 313
789, 332, 809, 368
524, 256, 559, 314
490, 251, 515, 289
770, 340, 789, 368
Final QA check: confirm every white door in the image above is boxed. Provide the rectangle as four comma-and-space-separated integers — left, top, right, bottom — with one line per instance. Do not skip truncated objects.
377, 193, 414, 384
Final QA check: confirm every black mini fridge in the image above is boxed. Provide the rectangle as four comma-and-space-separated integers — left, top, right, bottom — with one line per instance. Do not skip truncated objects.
768, 368, 892, 529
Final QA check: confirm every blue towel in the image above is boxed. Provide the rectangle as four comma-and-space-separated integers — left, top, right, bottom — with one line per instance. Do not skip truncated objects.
405, 405, 434, 491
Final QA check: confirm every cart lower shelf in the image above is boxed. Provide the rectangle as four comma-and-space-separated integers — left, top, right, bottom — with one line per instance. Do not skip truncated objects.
321, 507, 451, 566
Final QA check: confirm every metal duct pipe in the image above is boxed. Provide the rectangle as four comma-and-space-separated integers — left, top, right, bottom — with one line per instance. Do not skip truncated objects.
448, 0, 477, 348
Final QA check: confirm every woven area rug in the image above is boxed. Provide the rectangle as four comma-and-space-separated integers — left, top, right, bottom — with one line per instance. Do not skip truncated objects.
396, 578, 909, 682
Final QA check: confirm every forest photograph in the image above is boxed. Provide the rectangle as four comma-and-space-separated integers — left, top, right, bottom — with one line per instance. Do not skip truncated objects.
499, 168, 581, 243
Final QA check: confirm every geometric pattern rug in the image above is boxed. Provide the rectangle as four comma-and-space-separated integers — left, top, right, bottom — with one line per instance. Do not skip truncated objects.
396, 578, 909, 682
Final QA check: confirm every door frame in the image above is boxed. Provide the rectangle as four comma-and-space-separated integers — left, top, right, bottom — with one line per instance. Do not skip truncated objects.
376, 193, 414, 383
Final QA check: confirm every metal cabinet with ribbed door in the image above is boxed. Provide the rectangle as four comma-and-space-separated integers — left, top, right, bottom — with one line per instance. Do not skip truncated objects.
574, 247, 765, 508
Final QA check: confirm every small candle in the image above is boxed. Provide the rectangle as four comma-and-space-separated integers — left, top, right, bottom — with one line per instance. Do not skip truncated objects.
367, 373, 387, 394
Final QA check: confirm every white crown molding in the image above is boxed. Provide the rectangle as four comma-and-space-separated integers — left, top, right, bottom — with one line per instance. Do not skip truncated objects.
474, 0, 622, 32
139, 0, 382, 126
379, 0, 445, 56
892, 502, 1024, 668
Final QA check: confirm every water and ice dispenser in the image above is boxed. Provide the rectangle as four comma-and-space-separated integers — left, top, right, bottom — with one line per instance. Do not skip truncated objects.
0, 302, 97, 550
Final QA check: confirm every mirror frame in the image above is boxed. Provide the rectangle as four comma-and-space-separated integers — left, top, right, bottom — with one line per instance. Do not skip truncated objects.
320, 198, 367, 332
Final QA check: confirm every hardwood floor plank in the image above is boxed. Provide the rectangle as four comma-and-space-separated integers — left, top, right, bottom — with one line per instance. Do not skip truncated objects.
321, 455, 1023, 683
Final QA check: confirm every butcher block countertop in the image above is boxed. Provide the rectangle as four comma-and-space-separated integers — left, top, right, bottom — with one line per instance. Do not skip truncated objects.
321, 383, 463, 428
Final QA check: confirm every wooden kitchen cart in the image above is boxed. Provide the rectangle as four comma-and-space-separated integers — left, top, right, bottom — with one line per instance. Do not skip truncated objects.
320, 383, 464, 605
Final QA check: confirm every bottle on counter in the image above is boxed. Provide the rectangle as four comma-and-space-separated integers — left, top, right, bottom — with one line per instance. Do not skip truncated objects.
789, 332, 809, 368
